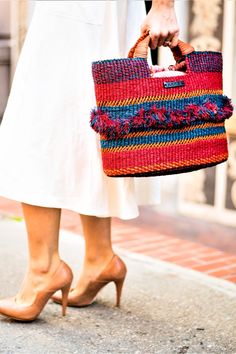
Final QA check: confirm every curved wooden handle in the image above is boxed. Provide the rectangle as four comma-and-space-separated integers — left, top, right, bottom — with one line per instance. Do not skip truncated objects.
128, 35, 195, 62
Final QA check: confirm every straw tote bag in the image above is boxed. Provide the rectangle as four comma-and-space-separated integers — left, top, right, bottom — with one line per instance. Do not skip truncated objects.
90, 34, 234, 177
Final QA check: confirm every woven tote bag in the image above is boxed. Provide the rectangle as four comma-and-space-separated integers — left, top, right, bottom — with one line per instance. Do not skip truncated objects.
90, 35, 234, 177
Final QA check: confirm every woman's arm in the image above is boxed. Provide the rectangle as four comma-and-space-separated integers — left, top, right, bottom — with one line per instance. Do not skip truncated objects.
141, 0, 179, 49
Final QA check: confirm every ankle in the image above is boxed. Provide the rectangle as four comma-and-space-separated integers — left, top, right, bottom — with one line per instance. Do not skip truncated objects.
84, 251, 114, 267
29, 255, 61, 275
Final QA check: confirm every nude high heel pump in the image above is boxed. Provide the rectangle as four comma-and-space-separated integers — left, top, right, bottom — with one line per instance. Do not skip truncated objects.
0, 261, 73, 322
52, 254, 127, 308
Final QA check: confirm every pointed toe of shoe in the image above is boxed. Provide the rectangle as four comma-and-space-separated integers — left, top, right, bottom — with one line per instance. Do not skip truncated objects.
0, 297, 16, 316
0, 297, 31, 321
52, 289, 92, 308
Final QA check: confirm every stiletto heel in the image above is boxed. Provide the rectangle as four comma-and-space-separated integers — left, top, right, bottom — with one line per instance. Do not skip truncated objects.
115, 277, 125, 307
52, 254, 127, 308
0, 261, 73, 321
61, 282, 71, 316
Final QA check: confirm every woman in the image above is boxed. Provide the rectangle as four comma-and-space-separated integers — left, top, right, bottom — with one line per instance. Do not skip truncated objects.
0, 0, 179, 321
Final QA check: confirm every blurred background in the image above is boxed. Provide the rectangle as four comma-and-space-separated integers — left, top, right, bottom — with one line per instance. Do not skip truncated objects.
0, 0, 235, 228
0, 4, 235, 348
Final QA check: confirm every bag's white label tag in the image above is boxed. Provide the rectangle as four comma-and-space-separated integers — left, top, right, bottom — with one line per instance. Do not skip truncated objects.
163, 81, 185, 88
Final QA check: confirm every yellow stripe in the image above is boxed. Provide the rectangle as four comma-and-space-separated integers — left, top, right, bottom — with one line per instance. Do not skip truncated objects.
104, 153, 228, 176
97, 90, 223, 107
101, 133, 227, 152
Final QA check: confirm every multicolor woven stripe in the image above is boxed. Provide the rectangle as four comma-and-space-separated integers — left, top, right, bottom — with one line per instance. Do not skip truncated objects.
100, 121, 228, 177
91, 94, 232, 139
90, 48, 234, 177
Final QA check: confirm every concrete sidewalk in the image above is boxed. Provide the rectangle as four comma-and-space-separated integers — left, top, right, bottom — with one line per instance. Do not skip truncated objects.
0, 217, 236, 354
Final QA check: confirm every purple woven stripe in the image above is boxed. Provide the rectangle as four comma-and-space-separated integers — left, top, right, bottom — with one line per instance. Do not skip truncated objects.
187, 52, 222, 72
92, 58, 150, 85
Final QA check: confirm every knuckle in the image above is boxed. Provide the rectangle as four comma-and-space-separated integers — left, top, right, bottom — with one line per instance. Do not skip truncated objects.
160, 31, 168, 38
170, 27, 180, 35
150, 33, 158, 40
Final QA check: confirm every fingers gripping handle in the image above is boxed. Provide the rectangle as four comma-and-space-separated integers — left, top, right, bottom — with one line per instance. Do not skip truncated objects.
128, 34, 195, 62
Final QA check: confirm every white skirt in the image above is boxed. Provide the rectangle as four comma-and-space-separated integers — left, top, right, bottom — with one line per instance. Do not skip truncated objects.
0, 1, 161, 220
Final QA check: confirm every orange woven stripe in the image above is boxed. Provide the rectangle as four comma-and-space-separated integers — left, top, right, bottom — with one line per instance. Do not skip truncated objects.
97, 89, 223, 107
101, 133, 227, 152
104, 153, 228, 176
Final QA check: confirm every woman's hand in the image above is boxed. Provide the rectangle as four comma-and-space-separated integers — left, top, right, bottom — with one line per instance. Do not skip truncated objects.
141, 0, 179, 49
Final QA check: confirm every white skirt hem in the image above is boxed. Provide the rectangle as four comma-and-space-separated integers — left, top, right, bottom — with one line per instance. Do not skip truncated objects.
0, 189, 142, 220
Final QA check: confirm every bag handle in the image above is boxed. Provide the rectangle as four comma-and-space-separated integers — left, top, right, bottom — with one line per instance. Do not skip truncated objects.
128, 32, 195, 63
128, 33, 151, 59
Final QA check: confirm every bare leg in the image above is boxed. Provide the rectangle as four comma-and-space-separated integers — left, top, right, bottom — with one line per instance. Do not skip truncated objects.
81, 215, 114, 263
16, 203, 61, 305
73, 215, 114, 292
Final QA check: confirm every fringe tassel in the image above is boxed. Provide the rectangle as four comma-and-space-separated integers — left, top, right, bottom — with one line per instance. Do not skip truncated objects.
90, 96, 234, 139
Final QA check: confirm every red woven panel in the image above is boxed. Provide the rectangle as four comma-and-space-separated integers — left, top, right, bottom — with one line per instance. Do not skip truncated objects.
94, 72, 222, 103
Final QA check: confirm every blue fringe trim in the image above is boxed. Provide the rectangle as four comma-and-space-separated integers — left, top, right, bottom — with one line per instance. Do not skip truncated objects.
90, 95, 234, 140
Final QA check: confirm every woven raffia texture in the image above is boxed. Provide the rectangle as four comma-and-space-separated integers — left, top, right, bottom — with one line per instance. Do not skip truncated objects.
90, 51, 234, 176
91, 51, 233, 140
99, 121, 228, 176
